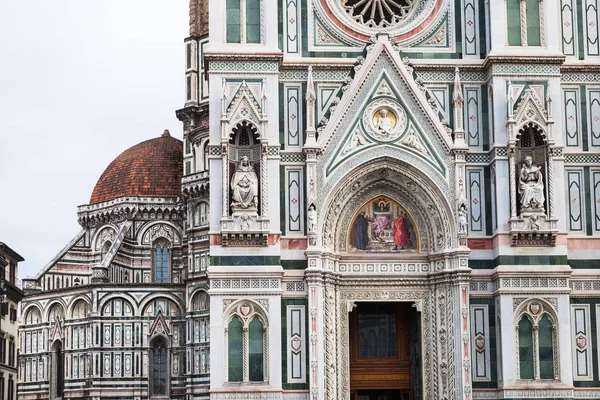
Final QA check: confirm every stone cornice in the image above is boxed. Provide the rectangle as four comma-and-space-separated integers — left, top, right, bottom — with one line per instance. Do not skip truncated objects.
560, 63, 600, 72
483, 54, 566, 69
204, 51, 283, 63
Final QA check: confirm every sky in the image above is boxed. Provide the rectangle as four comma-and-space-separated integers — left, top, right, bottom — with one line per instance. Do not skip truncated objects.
0, 1, 189, 278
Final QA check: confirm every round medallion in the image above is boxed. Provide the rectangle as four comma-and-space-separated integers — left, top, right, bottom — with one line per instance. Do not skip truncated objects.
343, 0, 416, 29
363, 99, 407, 142
316, 0, 445, 43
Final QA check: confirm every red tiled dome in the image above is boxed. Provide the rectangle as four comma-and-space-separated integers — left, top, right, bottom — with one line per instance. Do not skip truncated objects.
90, 130, 183, 204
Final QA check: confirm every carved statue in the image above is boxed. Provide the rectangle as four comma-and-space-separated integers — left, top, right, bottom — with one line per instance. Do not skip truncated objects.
458, 203, 468, 233
518, 155, 545, 211
307, 205, 317, 233
231, 156, 258, 209
376, 108, 393, 135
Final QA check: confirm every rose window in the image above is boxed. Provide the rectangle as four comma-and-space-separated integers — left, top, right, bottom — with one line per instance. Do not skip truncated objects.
343, 0, 415, 28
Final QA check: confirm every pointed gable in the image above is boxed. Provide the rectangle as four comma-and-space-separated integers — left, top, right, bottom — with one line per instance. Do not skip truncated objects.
315, 34, 455, 195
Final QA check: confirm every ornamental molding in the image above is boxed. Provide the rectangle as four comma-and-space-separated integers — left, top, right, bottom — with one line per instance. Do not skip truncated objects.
318, 160, 457, 253
77, 197, 183, 229
211, 393, 283, 400
181, 171, 210, 200
310, 0, 451, 49
210, 277, 281, 294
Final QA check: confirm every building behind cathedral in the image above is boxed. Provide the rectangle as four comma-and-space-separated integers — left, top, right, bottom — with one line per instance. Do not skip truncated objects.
16, 0, 600, 399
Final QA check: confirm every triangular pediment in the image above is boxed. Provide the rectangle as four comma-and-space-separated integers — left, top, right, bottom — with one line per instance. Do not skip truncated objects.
149, 311, 171, 338
316, 35, 454, 190
225, 81, 265, 130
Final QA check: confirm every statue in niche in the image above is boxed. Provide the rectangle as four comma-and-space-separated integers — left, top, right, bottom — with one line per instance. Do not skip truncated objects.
307, 204, 317, 233
231, 156, 258, 209
458, 203, 468, 233
518, 155, 545, 211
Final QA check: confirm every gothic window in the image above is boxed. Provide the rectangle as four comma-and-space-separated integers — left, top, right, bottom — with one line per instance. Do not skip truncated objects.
71, 300, 89, 319
150, 337, 169, 397
101, 240, 111, 261
24, 307, 41, 325
516, 301, 557, 380
48, 304, 65, 324
226, 0, 261, 43
518, 315, 534, 379
225, 302, 267, 383
228, 317, 243, 382
193, 291, 209, 311
203, 142, 209, 171
248, 317, 264, 381
506, 0, 544, 46
193, 202, 209, 227
142, 298, 181, 317
153, 240, 171, 284
525, 0, 541, 45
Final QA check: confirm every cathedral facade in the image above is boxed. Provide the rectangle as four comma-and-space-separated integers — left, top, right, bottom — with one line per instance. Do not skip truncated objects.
17, 0, 600, 399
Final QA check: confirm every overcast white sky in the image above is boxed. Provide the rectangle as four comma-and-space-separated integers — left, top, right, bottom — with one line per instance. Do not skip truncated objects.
0, 1, 189, 278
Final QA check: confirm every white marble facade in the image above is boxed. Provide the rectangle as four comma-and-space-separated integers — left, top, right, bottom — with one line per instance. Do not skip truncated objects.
18, 0, 600, 399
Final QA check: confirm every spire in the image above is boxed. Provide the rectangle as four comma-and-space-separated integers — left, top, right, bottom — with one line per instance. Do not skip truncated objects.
507, 81, 514, 119
306, 65, 316, 102
452, 67, 465, 142
261, 82, 267, 115
221, 79, 228, 117
452, 67, 463, 105
304, 66, 317, 147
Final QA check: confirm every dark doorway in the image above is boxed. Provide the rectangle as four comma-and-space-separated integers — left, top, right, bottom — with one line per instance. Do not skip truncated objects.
349, 302, 421, 400
357, 389, 411, 400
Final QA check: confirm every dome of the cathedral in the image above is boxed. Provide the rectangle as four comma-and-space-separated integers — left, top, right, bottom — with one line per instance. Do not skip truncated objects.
89, 130, 183, 204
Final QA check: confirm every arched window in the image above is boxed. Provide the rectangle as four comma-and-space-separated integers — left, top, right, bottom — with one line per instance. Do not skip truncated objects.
153, 240, 170, 283
193, 291, 209, 311
518, 315, 534, 379
228, 317, 243, 382
516, 301, 557, 380
226, 0, 261, 44
248, 317, 264, 381
194, 203, 209, 227
150, 337, 169, 396
203, 142, 209, 171
24, 307, 41, 325
71, 300, 89, 319
226, 302, 267, 383
101, 241, 111, 261
539, 314, 554, 379
48, 304, 65, 324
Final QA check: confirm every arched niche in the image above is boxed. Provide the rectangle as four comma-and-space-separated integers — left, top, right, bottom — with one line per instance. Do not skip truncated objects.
319, 158, 456, 254
515, 121, 548, 215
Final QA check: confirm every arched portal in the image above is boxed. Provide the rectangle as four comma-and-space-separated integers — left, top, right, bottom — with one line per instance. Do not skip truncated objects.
307, 157, 469, 400
50, 340, 64, 399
